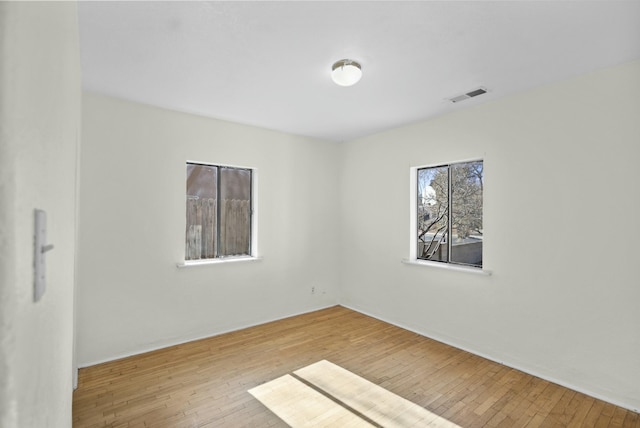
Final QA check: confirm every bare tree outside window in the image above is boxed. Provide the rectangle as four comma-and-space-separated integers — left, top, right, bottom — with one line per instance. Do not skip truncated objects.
417, 160, 483, 267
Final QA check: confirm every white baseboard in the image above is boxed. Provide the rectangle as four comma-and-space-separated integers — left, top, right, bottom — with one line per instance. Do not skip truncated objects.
76, 301, 638, 413
340, 303, 639, 414
77, 303, 338, 369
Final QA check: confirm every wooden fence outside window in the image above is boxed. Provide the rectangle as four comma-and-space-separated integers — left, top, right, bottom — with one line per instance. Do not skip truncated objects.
186, 197, 250, 260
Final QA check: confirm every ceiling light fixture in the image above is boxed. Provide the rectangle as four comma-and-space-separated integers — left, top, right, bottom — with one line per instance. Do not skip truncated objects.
331, 59, 362, 87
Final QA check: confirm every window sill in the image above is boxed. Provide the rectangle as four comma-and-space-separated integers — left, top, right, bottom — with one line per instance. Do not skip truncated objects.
177, 256, 262, 268
401, 259, 492, 276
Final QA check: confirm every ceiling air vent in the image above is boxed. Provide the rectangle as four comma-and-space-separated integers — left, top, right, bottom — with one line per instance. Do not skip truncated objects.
449, 87, 488, 103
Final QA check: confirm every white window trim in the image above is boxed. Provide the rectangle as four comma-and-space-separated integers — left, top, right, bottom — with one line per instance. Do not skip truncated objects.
407, 162, 491, 275
177, 256, 262, 268
180, 162, 259, 266
401, 258, 491, 275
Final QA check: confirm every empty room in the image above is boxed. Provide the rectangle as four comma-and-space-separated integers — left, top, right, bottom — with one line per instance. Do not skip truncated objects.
1, 1, 639, 427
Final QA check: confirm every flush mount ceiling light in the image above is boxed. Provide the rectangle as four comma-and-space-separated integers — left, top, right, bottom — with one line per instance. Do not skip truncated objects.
331, 59, 362, 87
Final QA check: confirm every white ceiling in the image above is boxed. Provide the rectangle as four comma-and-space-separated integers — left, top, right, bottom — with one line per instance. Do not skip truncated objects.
78, 1, 640, 142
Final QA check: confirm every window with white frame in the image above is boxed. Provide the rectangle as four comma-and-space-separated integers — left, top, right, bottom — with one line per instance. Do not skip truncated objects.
417, 160, 483, 268
186, 162, 253, 260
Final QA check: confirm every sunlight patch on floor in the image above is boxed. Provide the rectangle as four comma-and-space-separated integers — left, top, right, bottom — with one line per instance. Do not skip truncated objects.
249, 360, 462, 427
248, 373, 374, 427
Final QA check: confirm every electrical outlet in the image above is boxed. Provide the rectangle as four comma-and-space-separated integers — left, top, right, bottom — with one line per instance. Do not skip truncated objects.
311, 286, 315, 294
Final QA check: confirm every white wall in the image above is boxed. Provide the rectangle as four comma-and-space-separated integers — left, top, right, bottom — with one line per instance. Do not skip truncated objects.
78, 61, 639, 411
0, 3, 81, 427
338, 60, 640, 411
76, 93, 340, 366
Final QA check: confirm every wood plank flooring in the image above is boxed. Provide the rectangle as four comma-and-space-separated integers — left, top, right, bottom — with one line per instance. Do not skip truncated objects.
73, 306, 639, 427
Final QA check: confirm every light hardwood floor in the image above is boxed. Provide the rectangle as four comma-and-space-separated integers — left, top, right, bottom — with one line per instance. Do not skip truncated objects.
73, 306, 639, 427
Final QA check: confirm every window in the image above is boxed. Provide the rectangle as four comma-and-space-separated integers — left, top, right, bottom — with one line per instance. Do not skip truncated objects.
186, 163, 253, 260
417, 160, 483, 268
